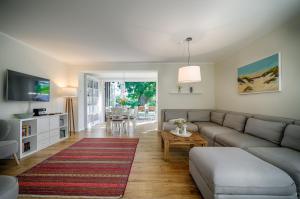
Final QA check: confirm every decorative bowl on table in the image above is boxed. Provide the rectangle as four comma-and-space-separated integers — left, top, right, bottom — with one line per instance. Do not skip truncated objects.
170, 130, 192, 137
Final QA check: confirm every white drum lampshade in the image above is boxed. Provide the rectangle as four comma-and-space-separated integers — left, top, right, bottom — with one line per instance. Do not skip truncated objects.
59, 86, 78, 98
178, 65, 201, 83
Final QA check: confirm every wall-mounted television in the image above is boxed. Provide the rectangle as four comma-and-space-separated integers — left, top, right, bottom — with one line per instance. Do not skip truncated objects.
5, 70, 50, 102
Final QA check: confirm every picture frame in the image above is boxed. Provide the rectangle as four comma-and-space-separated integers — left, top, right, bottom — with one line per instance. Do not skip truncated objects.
237, 53, 281, 94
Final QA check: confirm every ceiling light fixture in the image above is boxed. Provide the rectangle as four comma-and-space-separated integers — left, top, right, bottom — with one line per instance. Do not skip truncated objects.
178, 37, 201, 93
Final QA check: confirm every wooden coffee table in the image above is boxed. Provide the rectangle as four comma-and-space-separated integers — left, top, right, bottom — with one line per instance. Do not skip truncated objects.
161, 131, 208, 161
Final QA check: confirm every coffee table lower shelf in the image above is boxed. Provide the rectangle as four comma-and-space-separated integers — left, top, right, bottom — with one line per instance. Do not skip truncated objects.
160, 131, 208, 161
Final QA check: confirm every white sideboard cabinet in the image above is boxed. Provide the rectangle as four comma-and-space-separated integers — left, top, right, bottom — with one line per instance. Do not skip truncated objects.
8, 113, 69, 159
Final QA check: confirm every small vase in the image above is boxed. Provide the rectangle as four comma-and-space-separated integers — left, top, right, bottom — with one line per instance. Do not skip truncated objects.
179, 127, 184, 134
175, 127, 180, 134
182, 126, 187, 135
178, 86, 182, 93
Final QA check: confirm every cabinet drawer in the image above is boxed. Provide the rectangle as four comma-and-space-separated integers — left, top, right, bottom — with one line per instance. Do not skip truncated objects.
37, 132, 49, 141
50, 136, 60, 144
50, 130, 60, 144
38, 139, 49, 150
37, 117, 49, 133
50, 115, 59, 130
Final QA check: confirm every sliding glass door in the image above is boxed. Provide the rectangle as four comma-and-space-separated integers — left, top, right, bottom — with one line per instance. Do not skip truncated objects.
104, 81, 157, 121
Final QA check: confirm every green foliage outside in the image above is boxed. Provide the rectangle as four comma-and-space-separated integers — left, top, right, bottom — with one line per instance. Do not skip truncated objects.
125, 82, 156, 108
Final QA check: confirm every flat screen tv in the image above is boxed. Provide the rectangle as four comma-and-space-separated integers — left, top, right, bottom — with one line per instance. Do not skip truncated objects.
6, 70, 50, 102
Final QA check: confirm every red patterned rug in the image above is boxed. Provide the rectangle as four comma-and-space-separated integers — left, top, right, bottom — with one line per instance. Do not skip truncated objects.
18, 138, 139, 198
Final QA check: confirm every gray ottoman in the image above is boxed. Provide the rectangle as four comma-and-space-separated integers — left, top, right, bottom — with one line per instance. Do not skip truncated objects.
189, 147, 297, 199
0, 175, 19, 199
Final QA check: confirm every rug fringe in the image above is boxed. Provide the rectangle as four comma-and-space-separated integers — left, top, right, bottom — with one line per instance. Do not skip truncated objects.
19, 194, 122, 199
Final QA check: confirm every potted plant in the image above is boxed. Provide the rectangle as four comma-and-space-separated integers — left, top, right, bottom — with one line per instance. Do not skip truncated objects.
118, 97, 127, 107
170, 118, 187, 134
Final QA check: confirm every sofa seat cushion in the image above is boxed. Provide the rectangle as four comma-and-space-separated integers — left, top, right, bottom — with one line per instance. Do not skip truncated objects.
188, 110, 210, 122
281, 124, 300, 151
189, 147, 297, 197
215, 131, 277, 149
194, 122, 219, 131
162, 122, 198, 132
201, 126, 237, 143
0, 140, 18, 158
245, 118, 286, 145
223, 113, 247, 132
247, 147, 300, 195
0, 175, 18, 199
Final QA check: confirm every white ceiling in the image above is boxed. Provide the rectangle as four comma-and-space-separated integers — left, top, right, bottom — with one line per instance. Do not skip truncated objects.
0, 0, 300, 65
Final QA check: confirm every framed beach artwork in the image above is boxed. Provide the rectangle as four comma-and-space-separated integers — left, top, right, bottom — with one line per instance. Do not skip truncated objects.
237, 53, 281, 94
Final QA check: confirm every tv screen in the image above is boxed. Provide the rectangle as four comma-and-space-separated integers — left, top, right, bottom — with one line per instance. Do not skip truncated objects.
6, 70, 50, 102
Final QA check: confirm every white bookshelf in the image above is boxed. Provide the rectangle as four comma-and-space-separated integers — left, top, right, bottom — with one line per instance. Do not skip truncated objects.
86, 76, 101, 128
9, 113, 69, 159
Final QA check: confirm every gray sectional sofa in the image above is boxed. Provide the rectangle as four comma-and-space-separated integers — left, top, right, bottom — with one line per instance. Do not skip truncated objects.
160, 109, 300, 199
0, 120, 19, 199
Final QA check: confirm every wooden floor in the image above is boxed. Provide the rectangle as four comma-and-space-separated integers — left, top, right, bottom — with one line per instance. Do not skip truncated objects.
0, 121, 202, 199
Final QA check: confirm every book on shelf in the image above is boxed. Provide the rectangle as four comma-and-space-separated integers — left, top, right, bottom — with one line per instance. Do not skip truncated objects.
22, 124, 32, 137
60, 129, 66, 138
22, 141, 31, 152
59, 118, 65, 126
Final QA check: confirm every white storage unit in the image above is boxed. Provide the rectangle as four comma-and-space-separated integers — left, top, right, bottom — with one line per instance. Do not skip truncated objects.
86, 75, 101, 128
9, 113, 69, 159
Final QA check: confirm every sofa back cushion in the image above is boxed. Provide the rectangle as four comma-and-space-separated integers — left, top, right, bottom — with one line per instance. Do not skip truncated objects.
281, 124, 300, 151
188, 111, 210, 122
253, 114, 294, 124
295, 120, 300, 126
165, 111, 187, 121
245, 118, 285, 144
223, 113, 247, 132
211, 112, 225, 125
0, 120, 11, 140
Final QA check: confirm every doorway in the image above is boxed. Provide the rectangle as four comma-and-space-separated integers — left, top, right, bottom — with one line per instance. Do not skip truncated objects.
80, 71, 158, 130
104, 81, 157, 122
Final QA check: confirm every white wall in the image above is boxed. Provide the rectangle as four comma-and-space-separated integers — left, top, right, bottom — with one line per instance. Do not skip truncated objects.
67, 62, 215, 131
0, 33, 68, 119
215, 16, 300, 119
